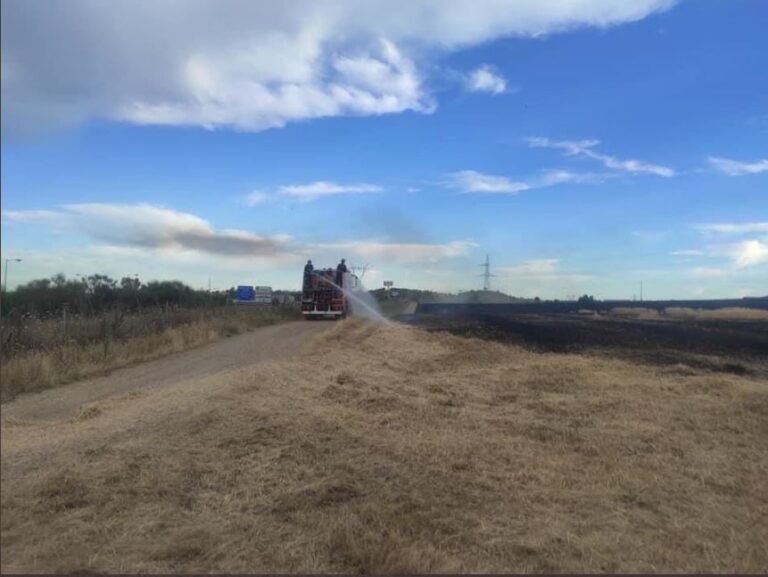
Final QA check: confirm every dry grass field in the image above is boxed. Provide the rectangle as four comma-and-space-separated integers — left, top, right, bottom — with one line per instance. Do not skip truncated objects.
609, 306, 768, 321
2, 319, 767, 573
0, 306, 298, 402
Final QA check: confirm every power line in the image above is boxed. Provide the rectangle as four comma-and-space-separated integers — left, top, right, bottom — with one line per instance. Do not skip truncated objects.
350, 263, 369, 279
479, 254, 497, 291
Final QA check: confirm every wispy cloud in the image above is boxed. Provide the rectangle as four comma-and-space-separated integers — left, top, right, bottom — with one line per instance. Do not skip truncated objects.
696, 222, 768, 235
527, 137, 675, 177
690, 267, 728, 278
3, 203, 474, 265
242, 181, 383, 204
446, 169, 602, 195
447, 170, 529, 194
6, 203, 291, 256
2, 209, 61, 223
708, 156, 768, 176
497, 259, 591, 283
671, 249, 705, 256
308, 240, 476, 264
465, 65, 507, 95
632, 230, 670, 242
276, 181, 383, 201
244, 191, 269, 206
499, 259, 559, 275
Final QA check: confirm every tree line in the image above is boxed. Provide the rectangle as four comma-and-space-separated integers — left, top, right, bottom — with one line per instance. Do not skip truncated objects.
1, 274, 230, 317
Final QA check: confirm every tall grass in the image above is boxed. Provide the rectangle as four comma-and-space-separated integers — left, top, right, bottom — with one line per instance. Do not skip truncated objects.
0, 305, 298, 402
609, 306, 768, 320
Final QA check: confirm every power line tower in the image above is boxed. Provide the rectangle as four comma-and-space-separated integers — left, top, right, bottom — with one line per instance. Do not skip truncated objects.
479, 254, 496, 291
350, 263, 369, 279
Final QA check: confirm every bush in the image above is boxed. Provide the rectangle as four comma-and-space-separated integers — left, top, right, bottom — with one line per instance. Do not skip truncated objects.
1, 274, 229, 318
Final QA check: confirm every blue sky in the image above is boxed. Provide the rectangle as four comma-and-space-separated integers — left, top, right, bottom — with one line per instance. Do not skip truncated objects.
1, 0, 766, 298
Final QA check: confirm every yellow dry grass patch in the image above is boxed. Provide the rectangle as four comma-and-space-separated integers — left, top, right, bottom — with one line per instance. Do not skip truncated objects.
2, 319, 767, 573
610, 306, 768, 321
0, 307, 296, 402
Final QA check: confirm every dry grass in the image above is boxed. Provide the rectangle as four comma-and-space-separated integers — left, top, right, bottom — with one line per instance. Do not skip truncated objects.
0, 306, 297, 402
1, 319, 767, 573
609, 306, 768, 321
664, 306, 768, 320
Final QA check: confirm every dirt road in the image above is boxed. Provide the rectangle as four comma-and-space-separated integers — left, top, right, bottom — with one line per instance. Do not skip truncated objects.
2, 320, 330, 422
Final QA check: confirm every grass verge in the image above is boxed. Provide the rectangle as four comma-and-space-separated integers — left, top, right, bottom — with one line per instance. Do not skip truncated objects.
0, 305, 299, 402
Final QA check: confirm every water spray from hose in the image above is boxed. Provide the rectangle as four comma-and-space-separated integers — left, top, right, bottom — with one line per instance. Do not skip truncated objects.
313, 272, 389, 324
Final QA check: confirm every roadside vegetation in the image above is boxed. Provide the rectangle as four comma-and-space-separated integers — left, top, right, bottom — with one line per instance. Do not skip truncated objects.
1, 274, 299, 402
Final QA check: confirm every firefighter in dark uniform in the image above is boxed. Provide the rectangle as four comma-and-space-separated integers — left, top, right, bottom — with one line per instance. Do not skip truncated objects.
335, 258, 348, 288
303, 260, 313, 291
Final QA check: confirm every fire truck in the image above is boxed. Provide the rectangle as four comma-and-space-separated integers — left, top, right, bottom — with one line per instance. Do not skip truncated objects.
301, 267, 359, 319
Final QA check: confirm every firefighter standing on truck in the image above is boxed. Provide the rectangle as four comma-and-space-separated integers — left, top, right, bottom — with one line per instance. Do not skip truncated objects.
303, 259, 313, 291
335, 258, 347, 288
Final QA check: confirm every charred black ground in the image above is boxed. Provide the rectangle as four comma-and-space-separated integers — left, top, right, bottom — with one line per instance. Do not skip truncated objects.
401, 309, 768, 377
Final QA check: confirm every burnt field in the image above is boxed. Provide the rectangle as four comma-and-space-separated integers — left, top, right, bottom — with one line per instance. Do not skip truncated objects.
402, 305, 768, 377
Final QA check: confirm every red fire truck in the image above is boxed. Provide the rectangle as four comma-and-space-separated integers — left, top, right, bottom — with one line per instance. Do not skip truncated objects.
301, 267, 359, 319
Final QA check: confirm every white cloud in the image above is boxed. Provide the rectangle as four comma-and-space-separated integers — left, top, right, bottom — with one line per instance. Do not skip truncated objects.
686, 222, 768, 270
535, 169, 605, 186
690, 267, 728, 278
466, 65, 506, 94
244, 191, 269, 206
277, 181, 383, 201
2, 209, 61, 223
527, 137, 675, 177
242, 181, 383, 204
708, 157, 768, 176
120, 39, 432, 132
497, 259, 591, 283
696, 222, 768, 235
680, 226, 768, 271
447, 168, 603, 195
448, 170, 530, 194
727, 240, 768, 268
311, 240, 475, 264
500, 259, 559, 275
2, 0, 677, 138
